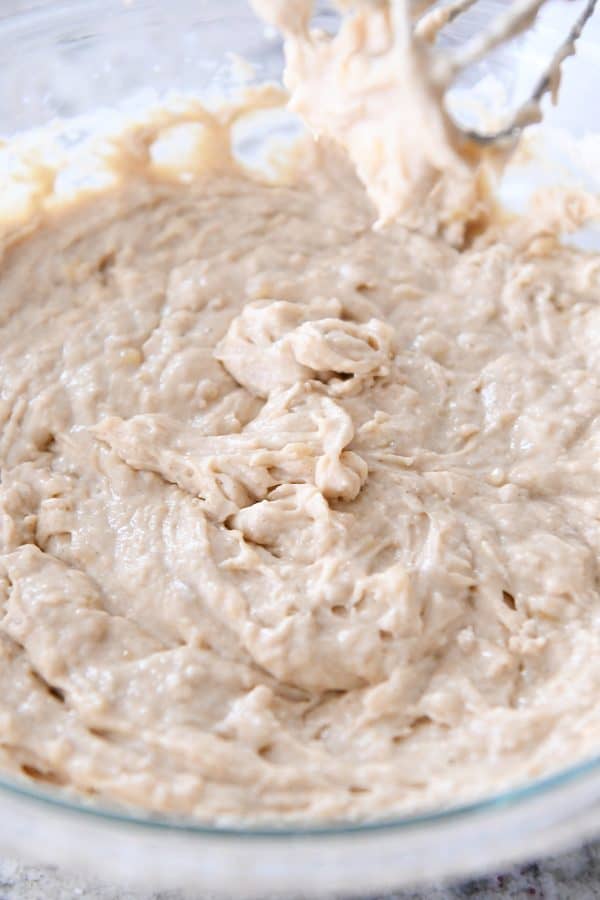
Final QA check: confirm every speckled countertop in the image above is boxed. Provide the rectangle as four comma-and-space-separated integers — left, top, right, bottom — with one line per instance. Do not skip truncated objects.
1, 844, 600, 900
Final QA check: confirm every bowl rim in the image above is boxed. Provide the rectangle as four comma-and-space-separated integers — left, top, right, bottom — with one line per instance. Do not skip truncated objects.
1, 751, 600, 837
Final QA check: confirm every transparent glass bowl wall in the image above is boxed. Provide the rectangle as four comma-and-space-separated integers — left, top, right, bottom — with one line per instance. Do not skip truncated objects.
1, 1, 600, 894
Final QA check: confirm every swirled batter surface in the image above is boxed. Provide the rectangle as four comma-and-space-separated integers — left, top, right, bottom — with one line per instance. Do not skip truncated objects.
1, 1, 600, 823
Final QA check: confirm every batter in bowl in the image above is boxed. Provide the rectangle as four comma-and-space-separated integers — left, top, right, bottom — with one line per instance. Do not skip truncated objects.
1, 0, 600, 822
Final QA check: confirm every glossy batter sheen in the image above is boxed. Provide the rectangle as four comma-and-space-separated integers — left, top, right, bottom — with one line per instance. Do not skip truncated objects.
1, 1, 600, 823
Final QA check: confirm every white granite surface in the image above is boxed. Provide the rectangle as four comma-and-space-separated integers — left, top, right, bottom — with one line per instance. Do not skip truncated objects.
1, 844, 600, 900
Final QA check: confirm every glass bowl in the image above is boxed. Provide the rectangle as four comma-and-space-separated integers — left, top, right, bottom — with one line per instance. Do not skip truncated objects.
1, 0, 600, 894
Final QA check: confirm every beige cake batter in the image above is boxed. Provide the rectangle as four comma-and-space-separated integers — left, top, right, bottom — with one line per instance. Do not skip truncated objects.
1, 0, 600, 822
